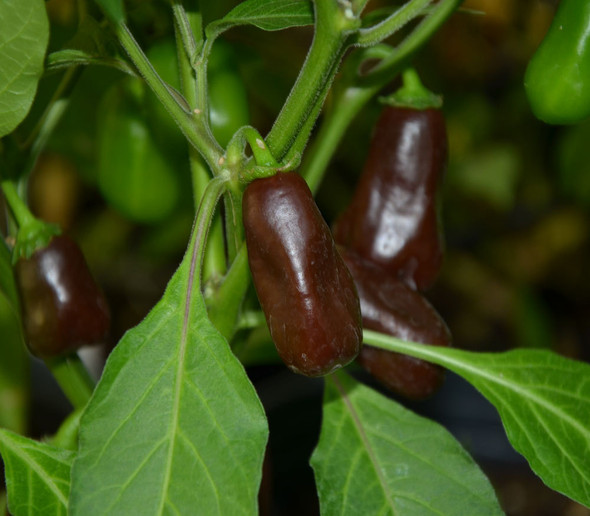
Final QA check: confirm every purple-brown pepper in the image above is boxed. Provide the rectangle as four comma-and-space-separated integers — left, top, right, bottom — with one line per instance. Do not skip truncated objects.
243, 172, 362, 377
341, 249, 451, 400
15, 235, 110, 358
333, 107, 447, 291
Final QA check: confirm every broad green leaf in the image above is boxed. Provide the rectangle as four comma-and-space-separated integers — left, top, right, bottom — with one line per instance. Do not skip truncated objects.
0, 0, 49, 137
69, 232, 268, 515
93, 0, 126, 23
0, 429, 74, 516
364, 331, 590, 509
206, 0, 313, 42
311, 372, 502, 516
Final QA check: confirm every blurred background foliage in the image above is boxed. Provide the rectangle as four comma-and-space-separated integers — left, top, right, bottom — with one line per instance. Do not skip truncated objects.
1, 0, 589, 514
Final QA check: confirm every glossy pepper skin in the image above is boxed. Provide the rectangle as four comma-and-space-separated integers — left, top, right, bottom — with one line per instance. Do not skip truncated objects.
333, 107, 447, 291
341, 249, 451, 400
525, 0, 590, 125
14, 235, 110, 358
243, 172, 362, 376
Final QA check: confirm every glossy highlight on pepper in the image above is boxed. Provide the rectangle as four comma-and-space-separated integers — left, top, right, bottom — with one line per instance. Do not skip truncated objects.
334, 107, 447, 291
341, 248, 451, 400
243, 172, 362, 376
14, 235, 110, 358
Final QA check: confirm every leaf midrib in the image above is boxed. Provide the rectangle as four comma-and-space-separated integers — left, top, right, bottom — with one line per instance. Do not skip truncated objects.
332, 375, 397, 515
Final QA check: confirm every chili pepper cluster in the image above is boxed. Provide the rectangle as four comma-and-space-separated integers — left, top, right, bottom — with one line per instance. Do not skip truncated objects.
244, 104, 451, 400
334, 105, 451, 399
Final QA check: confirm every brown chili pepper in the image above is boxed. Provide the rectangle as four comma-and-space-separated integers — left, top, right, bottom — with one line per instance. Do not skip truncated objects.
333, 107, 447, 291
15, 235, 110, 358
243, 172, 362, 377
341, 248, 451, 400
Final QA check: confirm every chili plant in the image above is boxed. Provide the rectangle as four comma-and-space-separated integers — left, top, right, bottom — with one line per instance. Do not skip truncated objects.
0, 0, 589, 515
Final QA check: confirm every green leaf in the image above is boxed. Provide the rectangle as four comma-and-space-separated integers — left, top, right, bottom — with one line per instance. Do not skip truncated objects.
0, 0, 49, 137
206, 0, 313, 42
46, 408, 85, 451
46, 49, 135, 75
0, 429, 75, 516
69, 231, 269, 514
364, 331, 590, 509
46, 15, 134, 76
311, 372, 502, 516
93, 0, 126, 24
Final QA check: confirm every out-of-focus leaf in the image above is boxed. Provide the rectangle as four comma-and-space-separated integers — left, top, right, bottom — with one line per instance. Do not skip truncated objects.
0, 0, 49, 137
557, 119, 590, 207
0, 292, 29, 435
93, 0, 126, 24
0, 242, 28, 434
450, 144, 520, 211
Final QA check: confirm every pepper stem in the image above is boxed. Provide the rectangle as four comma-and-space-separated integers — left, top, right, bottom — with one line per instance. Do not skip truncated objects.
46, 354, 96, 411
381, 68, 442, 110
1, 181, 36, 229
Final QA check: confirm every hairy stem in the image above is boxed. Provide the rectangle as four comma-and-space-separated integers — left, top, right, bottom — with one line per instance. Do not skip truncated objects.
265, 1, 358, 161
114, 23, 222, 170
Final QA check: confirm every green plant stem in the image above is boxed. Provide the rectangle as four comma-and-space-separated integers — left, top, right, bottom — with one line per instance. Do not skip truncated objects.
189, 149, 226, 279
301, 0, 461, 191
281, 50, 342, 171
360, 0, 463, 87
192, 175, 228, 281
170, 1, 198, 64
299, 45, 391, 191
227, 127, 278, 170
0, 241, 20, 315
208, 244, 250, 340
114, 23, 222, 170
302, 84, 378, 194
46, 355, 95, 410
173, 10, 198, 109
355, 0, 432, 47
0, 181, 35, 228
265, 1, 358, 162
351, 0, 371, 15
383, 67, 442, 108
223, 181, 243, 263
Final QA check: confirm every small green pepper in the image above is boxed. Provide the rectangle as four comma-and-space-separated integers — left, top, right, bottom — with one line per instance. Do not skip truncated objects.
524, 0, 590, 124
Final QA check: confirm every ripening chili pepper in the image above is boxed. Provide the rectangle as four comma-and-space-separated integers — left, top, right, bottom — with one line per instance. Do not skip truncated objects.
14, 235, 110, 358
341, 249, 451, 400
524, 0, 590, 125
333, 106, 447, 291
243, 172, 362, 377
